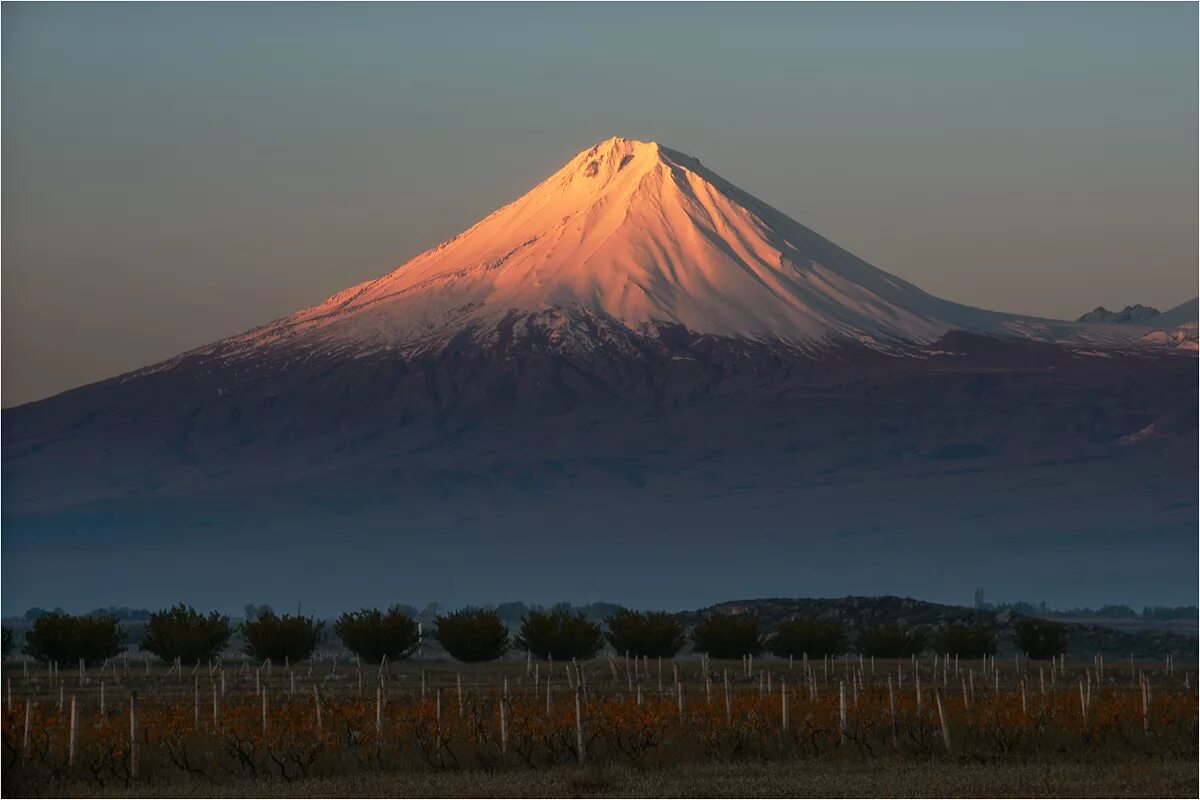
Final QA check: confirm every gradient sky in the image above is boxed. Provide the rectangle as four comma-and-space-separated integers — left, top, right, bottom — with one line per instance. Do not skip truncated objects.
4, 2, 1196, 406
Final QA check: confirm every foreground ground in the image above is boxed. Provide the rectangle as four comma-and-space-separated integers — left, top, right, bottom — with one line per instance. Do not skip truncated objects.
4, 657, 1195, 798
61, 758, 1200, 798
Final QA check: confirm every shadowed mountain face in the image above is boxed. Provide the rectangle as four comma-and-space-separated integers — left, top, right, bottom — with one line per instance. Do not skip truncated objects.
5, 327, 1195, 611
1077, 305, 1162, 325
3, 138, 1196, 611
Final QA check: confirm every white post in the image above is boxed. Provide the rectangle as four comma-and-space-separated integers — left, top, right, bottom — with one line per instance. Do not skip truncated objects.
68, 695, 78, 768
935, 689, 951, 753
838, 680, 847, 744
499, 696, 509, 757
1141, 676, 1150, 732
781, 680, 789, 732
435, 688, 443, 750
724, 670, 732, 724
375, 686, 383, 737
22, 701, 32, 760
574, 686, 585, 764
887, 675, 896, 737
129, 693, 140, 780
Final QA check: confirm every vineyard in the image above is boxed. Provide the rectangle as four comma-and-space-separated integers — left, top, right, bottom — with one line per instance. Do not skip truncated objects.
2, 653, 1196, 797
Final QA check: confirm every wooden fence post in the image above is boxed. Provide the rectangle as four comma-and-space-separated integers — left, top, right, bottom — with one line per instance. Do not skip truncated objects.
574, 686, 585, 764
435, 687, 443, 749
68, 695, 78, 768
780, 681, 789, 732
724, 670, 732, 724
887, 675, 897, 740
935, 688, 951, 753
499, 695, 509, 758
375, 687, 383, 738
129, 693, 140, 780
838, 680, 847, 744
1141, 676, 1150, 732
22, 701, 33, 761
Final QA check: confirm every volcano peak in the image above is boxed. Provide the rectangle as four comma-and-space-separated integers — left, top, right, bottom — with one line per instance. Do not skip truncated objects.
201, 138, 1116, 361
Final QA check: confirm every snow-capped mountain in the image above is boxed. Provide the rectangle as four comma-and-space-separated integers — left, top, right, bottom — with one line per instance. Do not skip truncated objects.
3, 137, 1195, 611
185, 137, 1138, 367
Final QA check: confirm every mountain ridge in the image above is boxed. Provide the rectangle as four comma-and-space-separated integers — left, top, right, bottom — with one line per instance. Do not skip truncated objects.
1077, 304, 1162, 325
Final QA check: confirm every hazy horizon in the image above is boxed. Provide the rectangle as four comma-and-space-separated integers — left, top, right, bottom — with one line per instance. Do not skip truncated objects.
4, 588, 1195, 622
4, 2, 1197, 406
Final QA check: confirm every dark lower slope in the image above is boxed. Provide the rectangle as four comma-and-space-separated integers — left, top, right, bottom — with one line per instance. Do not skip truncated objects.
2, 329, 1196, 610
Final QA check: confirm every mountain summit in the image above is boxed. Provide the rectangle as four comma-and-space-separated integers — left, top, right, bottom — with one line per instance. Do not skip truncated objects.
213, 137, 1061, 361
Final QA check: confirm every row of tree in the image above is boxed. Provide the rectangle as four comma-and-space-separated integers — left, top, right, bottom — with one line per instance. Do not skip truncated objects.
6, 606, 1069, 667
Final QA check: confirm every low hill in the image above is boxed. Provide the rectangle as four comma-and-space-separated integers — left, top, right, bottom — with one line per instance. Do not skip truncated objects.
684, 596, 1197, 659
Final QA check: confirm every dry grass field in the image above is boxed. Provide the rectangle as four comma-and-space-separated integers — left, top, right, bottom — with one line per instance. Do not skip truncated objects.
3, 655, 1195, 797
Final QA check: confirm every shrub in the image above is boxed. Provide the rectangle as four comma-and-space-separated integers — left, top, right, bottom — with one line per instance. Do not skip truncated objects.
768, 616, 846, 659
516, 609, 603, 661
930, 622, 996, 658
435, 608, 510, 662
141, 605, 233, 665
1, 628, 12, 658
333, 607, 419, 664
242, 612, 323, 663
856, 622, 928, 658
23, 612, 125, 666
1012, 618, 1067, 660
605, 609, 686, 659
691, 615, 764, 659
